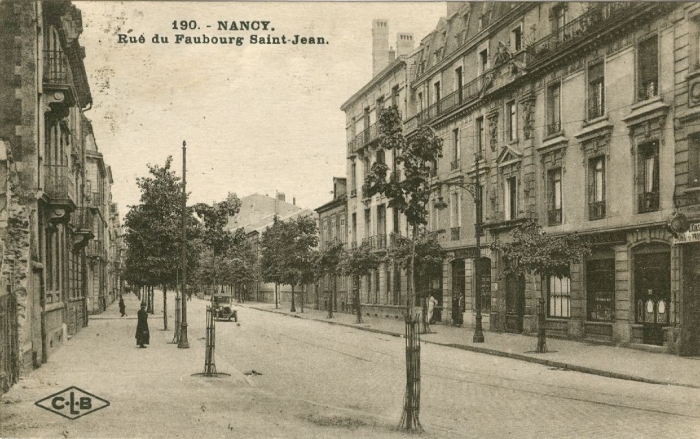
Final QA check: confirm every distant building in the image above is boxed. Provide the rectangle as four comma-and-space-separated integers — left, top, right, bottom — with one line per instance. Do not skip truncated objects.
315, 178, 351, 312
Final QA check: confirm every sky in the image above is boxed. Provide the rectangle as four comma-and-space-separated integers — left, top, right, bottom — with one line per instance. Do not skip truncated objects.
77, 1, 447, 219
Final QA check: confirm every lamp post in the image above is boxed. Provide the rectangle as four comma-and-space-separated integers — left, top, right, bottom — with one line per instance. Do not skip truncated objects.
178, 141, 190, 349
437, 152, 486, 343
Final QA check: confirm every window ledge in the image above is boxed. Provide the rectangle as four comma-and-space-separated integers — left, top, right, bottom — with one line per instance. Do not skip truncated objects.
545, 317, 570, 322
683, 186, 700, 194
583, 114, 609, 127
537, 133, 568, 152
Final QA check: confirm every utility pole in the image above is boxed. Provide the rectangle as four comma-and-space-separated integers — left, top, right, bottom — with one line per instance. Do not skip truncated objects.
178, 141, 190, 349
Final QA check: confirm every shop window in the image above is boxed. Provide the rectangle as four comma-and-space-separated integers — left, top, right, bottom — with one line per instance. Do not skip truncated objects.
637, 35, 659, 101
587, 257, 615, 322
548, 275, 571, 318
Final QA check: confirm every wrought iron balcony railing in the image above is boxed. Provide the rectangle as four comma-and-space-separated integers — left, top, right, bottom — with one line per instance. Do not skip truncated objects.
546, 120, 561, 136
451, 227, 461, 241
87, 239, 106, 259
638, 192, 660, 213
70, 207, 94, 231
638, 80, 658, 102
44, 165, 74, 201
376, 234, 387, 249
589, 201, 606, 220
362, 236, 375, 248
527, 3, 638, 65
547, 208, 562, 226
43, 50, 72, 86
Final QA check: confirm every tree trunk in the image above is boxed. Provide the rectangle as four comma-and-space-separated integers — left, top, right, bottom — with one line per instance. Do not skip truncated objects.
290, 284, 296, 312
355, 276, 362, 324
163, 286, 168, 330
399, 224, 422, 432
301, 284, 304, 313
275, 283, 279, 308
328, 276, 335, 319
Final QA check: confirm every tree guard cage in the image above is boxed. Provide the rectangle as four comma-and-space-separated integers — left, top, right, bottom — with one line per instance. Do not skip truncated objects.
399, 315, 423, 432
204, 305, 217, 376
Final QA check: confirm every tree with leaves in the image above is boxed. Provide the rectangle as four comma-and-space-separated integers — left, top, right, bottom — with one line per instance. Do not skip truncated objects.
365, 105, 443, 432
492, 219, 591, 352
260, 215, 318, 312
340, 242, 382, 323
124, 156, 202, 330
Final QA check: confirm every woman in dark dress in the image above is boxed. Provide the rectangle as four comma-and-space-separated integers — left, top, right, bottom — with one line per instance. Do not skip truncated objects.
136, 303, 149, 348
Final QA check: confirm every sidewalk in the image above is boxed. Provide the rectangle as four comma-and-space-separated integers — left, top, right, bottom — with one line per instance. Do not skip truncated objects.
240, 302, 700, 389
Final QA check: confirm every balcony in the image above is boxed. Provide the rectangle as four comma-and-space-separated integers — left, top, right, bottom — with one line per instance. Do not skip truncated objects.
589, 201, 606, 220
450, 227, 461, 241
527, 3, 640, 65
407, 51, 529, 133
376, 234, 387, 249
44, 50, 72, 86
70, 207, 95, 250
638, 192, 659, 213
547, 208, 562, 226
44, 165, 75, 205
87, 239, 106, 259
362, 236, 375, 248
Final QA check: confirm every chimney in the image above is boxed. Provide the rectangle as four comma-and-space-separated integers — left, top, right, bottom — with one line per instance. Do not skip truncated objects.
396, 33, 414, 57
277, 192, 286, 203
372, 19, 390, 76
293, 197, 296, 206
388, 46, 396, 62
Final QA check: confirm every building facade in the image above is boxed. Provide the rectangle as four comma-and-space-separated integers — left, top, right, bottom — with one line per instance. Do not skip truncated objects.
0, 0, 123, 393
314, 178, 351, 312
341, 19, 416, 321
342, 2, 700, 355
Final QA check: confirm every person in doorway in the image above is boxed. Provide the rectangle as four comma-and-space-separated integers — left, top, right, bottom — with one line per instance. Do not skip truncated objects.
428, 294, 438, 324
135, 303, 149, 348
119, 296, 127, 317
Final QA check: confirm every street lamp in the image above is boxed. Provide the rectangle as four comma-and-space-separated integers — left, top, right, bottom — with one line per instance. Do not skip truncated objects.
436, 153, 487, 343
178, 141, 190, 349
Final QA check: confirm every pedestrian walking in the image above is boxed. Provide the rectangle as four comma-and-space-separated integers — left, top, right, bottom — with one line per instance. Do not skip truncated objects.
427, 294, 438, 324
119, 296, 127, 317
136, 303, 149, 348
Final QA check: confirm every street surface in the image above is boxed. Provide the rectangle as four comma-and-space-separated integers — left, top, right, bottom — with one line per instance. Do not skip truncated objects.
2, 292, 700, 438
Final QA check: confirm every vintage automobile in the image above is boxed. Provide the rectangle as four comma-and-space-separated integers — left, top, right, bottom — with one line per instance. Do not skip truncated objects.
211, 294, 237, 322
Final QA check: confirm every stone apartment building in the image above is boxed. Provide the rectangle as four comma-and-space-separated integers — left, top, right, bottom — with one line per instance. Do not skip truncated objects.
342, 2, 700, 356
314, 178, 351, 312
0, 0, 123, 393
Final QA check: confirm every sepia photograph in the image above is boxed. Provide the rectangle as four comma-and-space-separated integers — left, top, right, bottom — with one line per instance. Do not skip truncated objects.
1, 1, 700, 438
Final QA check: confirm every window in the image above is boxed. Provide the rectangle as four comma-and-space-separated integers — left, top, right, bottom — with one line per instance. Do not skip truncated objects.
350, 162, 356, 196
547, 82, 561, 135
364, 208, 371, 241
431, 199, 440, 231
552, 4, 567, 33
476, 117, 485, 154
455, 66, 463, 102
452, 128, 460, 168
588, 62, 605, 119
450, 192, 461, 240
476, 185, 484, 231
331, 217, 337, 241
588, 156, 606, 220
690, 135, 700, 187
376, 149, 385, 165
511, 25, 523, 51
392, 208, 400, 236
507, 100, 517, 141
433, 81, 441, 105
392, 85, 400, 108
376, 96, 385, 116
417, 91, 424, 113
638, 141, 660, 213
351, 213, 357, 246
479, 49, 489, 74
504, 177, 517, 221
323, 219, 329, 243
374, 268, 380, 303
637, 35, 658, 101
547, 168, 562, 226
587, 257, 615, 322
548, 275, 571, 318
340, 217, 346, 243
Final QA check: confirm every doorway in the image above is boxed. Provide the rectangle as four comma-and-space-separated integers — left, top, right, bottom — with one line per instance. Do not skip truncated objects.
451, 260, 465, 325
634, 248, 670, 346
505, 273, 525, 333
